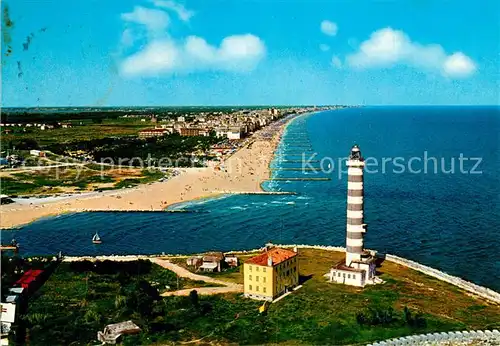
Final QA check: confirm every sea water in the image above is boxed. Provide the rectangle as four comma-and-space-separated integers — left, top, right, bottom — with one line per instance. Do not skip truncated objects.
2, 106, 499, 291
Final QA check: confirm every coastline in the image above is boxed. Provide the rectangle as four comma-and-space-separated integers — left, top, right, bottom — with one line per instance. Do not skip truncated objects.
0, 111, 312, 230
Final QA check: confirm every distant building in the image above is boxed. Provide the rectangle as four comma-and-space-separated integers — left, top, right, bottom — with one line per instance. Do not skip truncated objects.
224, 255, 239, 267
186, 256, 203, 267
180, 127, 201, 137
138, 128, 170, 139
244, 245, 299, 301
215, 126, 244, 140
29, 150, 45, 157
269, 108, 279, 116
200, 252, 224, 272
328, 145, 379, 287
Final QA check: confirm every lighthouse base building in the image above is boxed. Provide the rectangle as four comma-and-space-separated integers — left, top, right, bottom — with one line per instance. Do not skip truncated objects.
327, 144, 381, 287
328, 251, 377, 287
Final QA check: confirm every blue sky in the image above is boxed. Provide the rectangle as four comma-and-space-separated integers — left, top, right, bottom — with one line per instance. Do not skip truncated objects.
2, 0, 499, 107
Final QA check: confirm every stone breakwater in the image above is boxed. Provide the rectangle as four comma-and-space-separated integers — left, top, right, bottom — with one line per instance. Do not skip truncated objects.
62, 244, 500, 305
367, 329, 500, 346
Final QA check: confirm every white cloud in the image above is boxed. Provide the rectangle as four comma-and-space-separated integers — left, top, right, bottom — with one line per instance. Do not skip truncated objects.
443, 52, 476, 78
153, 0, 194, 22
319, 44, 330, 52
320, 20, 338, 36
347, 27, 477, 78
121, 40, 179, 76
121, 34, 266, 76
121, 6, 169, 33
120, 2, 265, 77
120, 28, 135, 47
331, 55, 342, 68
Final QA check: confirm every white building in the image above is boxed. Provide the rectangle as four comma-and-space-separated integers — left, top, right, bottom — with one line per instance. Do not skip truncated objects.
30, 149, 45, 157
328, 145, 380, 287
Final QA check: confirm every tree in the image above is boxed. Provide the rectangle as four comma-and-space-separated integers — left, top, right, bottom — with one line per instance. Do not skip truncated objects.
189, 290, 199, 309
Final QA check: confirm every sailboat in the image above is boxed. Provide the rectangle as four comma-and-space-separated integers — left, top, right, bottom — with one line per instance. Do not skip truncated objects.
92, 232, 102, 244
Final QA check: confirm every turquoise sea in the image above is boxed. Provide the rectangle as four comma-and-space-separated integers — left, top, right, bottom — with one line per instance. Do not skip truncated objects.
3, 106, 499, 290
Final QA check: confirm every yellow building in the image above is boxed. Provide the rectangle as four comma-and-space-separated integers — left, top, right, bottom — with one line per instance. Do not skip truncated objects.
243, 246, 299, 301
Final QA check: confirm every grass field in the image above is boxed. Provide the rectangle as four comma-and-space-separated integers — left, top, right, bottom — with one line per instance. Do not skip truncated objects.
23, 249, 500, 345
1, 119, 151, 147
0, 167, 166, 195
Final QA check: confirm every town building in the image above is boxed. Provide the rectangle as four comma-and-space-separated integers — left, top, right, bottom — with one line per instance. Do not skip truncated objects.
179, 127, 211, 137
138, 128, 170, 139
328, 145, 379, 287
244, 245, 299, 301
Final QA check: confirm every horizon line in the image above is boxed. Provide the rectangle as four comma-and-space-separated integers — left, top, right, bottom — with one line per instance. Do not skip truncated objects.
1, 104, 499, 110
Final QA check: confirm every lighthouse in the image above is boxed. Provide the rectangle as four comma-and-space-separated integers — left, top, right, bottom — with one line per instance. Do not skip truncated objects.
327, 144, 379, 287
346, 144, 366, 265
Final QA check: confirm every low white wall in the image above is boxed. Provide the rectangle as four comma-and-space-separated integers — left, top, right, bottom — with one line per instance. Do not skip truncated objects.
385, 254, 500, 304
367, 329, 500, 346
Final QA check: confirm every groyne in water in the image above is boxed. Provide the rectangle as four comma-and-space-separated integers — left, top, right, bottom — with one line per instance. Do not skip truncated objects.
215, 191, 297, 195
61, 244, 500, 305
268, 178, 331, 181
279, 160, 321, 163
271, 168, 321, 171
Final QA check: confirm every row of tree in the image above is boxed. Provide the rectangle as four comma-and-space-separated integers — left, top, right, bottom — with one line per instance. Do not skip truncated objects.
356, 306, 427, 328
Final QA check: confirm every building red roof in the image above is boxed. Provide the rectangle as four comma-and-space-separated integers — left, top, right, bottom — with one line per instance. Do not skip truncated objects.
15, 269, 43, 288
245, 247, 297, 266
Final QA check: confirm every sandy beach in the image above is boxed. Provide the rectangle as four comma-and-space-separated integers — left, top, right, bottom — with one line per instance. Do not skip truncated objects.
0, 114, 303, 229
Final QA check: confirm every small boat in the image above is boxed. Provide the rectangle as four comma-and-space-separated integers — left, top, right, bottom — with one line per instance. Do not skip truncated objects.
92, 232, 102, 244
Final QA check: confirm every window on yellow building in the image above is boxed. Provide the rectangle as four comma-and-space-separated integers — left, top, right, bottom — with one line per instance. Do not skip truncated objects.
249, 285, 252, 290
263, 287, 266, 293
249, 266, 252, 271
263, 277, 266, 283
348, 274, 351, 279
263, 267, 266, 272
249, 275, 252, 280
256, 267, 259, 272
256, 286, 259, 291
338, 272, 341, 277
256, 276, 259, 282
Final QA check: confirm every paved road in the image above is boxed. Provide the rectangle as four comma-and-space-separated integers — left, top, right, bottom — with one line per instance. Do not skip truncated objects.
151, 258, 243, 296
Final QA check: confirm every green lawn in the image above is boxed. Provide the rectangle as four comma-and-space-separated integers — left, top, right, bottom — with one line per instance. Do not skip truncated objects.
22, 250, 500, 345
1, 168, 167, 196
2, 119, 150, 147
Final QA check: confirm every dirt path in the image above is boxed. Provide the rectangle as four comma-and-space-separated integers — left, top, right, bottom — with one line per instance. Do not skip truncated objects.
162, 286, 243, 297
151, 258, 243, 296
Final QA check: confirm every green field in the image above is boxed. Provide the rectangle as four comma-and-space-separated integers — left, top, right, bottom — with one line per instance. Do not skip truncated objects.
22, 249, 500, 345
1, 167, 166, 196
1, 119, 151, 147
